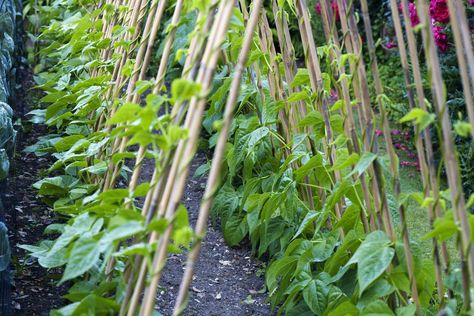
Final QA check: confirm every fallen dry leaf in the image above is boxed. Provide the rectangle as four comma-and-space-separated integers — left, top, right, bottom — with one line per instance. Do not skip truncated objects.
192, 286, 204, 293
219, 260, 231, 266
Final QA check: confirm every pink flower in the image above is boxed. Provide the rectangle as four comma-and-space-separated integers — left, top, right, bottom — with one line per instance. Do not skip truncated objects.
400, 2, 420, 26
315, 1, 340, 21
432, 25, 448, 52
315, 3, 321, 14
384, 41, 397, 49
331, 1, 340, 21
400, 160, 420, 168
403, 131, 411, 141
408, 2, 420, 26
400, 161, 411, 167
375, 129, 383, 137
430, 0, 450, 24
329, 89, 338, 103
391, 129, 401, 135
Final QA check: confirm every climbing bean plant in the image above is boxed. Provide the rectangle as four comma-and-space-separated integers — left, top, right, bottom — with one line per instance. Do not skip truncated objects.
21, 0, 474, 315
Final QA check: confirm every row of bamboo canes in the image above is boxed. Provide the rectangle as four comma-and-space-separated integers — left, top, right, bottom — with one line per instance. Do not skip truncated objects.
50, 0, 474, 313
87, 0, 264, 314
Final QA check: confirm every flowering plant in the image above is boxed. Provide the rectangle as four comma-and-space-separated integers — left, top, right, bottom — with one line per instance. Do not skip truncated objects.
315, 1, 340, 21
399, 1, 420, 26
432, 25, 448, 52
430, 0, 450, 24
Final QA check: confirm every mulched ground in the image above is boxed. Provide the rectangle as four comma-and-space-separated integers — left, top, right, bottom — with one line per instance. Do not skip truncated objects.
2, 65, 271, 315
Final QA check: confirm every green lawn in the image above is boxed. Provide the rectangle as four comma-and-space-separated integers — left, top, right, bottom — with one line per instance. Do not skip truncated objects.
378, 133, 459, 264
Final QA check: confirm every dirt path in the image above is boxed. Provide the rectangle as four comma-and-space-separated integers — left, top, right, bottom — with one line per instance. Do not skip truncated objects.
139, 153, 271, 316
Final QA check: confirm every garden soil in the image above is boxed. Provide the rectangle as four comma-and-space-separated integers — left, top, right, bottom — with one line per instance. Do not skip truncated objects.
143, 153, 271, 315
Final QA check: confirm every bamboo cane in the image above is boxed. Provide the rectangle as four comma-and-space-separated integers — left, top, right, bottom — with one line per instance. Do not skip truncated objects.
360, 0, 420, 310
417, 0, 474, 295
124, 2, 234, 314
318, 0, 372, 232
398, 0, 451, 304
137, 2, 236, 314
172, 0, 264, 313
446, 0, 474, 139
294, 0, 345, 228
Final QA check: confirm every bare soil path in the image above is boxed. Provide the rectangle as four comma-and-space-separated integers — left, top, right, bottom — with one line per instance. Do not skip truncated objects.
141, 153, 271, 316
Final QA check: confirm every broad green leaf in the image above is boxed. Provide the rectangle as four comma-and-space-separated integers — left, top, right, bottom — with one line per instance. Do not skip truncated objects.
291, 68, 310, 88
357, 279, 395, 309
194, 162, 210, 178
288, 91, 309, 103
114, 242, 154, 257
171, 79, 201, 103
325, 230, 360, 275
335, 204, 360, 232
127, 131, 155, 147
258, 218, 285, 256
99, 188, 129, 201
327, 301, 358, 316
50, 302, 80, 316
147, 218, 168, 233
266, 256, 298, 291
53, 135, 85, 152
400, 108, 435, 130
107, 103, 141, 125
100, 221, 143, 248
224, 213, 248, 246
53, 294, 119, 315
347, 231, 395, 294
112, 152, 137, 164
133, 182, 150, 197
360, 300, 394, 316
234, 126, 269, 164
454, 121, 472, 138
135, 80, 153, 94
33, 175, 80, 196
422, 211, 458, 241
295, 154, 329, 185
331, 152, 359, 172
388, 265, 411, 293
346, 152, 377, 178
61, 236, 101, 283
298, 111, 325, 136
303, 280, 327, 315
396, 305, 416, 316
293, 211, 320, 239
467, 194, 474, 208
56, 73, 71, 91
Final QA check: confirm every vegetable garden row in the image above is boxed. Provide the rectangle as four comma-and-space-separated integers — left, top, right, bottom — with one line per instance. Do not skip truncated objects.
20, 0, 474, 315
